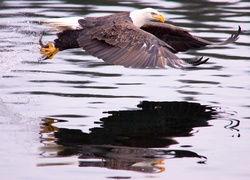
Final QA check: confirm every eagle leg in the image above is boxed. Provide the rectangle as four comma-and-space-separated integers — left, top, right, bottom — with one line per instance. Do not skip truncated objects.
39, 32, 59, 61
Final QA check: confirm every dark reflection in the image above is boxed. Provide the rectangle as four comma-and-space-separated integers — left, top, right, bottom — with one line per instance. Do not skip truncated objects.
39, 101, 223, 173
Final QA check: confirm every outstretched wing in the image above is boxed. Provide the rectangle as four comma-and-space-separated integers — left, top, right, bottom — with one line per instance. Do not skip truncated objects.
140, 22, 241, 53
77, 16, 205, 69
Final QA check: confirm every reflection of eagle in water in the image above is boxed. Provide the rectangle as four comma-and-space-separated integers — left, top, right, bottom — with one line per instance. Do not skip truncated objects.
40, 101, 212, 172
41, 101, 218, 148
40, 8, 241, 69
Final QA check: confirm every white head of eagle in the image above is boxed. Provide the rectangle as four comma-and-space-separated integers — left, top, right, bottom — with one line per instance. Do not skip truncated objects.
129, 8, 165, 27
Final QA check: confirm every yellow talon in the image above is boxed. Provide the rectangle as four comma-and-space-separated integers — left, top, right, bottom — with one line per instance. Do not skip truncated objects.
39, 32, 59, 61
40, 43, 59, 59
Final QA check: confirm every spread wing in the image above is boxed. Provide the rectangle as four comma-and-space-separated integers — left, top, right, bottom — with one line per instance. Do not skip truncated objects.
140, 22, 241, 53
77, 17, 206, 69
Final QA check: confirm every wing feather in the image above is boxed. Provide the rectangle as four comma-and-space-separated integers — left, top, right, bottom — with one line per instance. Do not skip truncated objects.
77, 15, 197, 69
140, 22, 241, 53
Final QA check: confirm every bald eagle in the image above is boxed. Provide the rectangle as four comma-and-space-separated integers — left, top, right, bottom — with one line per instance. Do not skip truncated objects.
39, 8, 241, 69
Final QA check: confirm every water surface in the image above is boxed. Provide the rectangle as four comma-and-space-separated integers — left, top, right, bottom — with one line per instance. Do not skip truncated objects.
0, 0, 250, 179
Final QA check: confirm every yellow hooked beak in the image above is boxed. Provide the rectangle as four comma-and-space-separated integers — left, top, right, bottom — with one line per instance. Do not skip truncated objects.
152, 13, 165, 23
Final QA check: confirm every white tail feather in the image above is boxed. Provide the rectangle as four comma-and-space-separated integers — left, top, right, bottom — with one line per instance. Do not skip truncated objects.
40, 17, 83, 31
